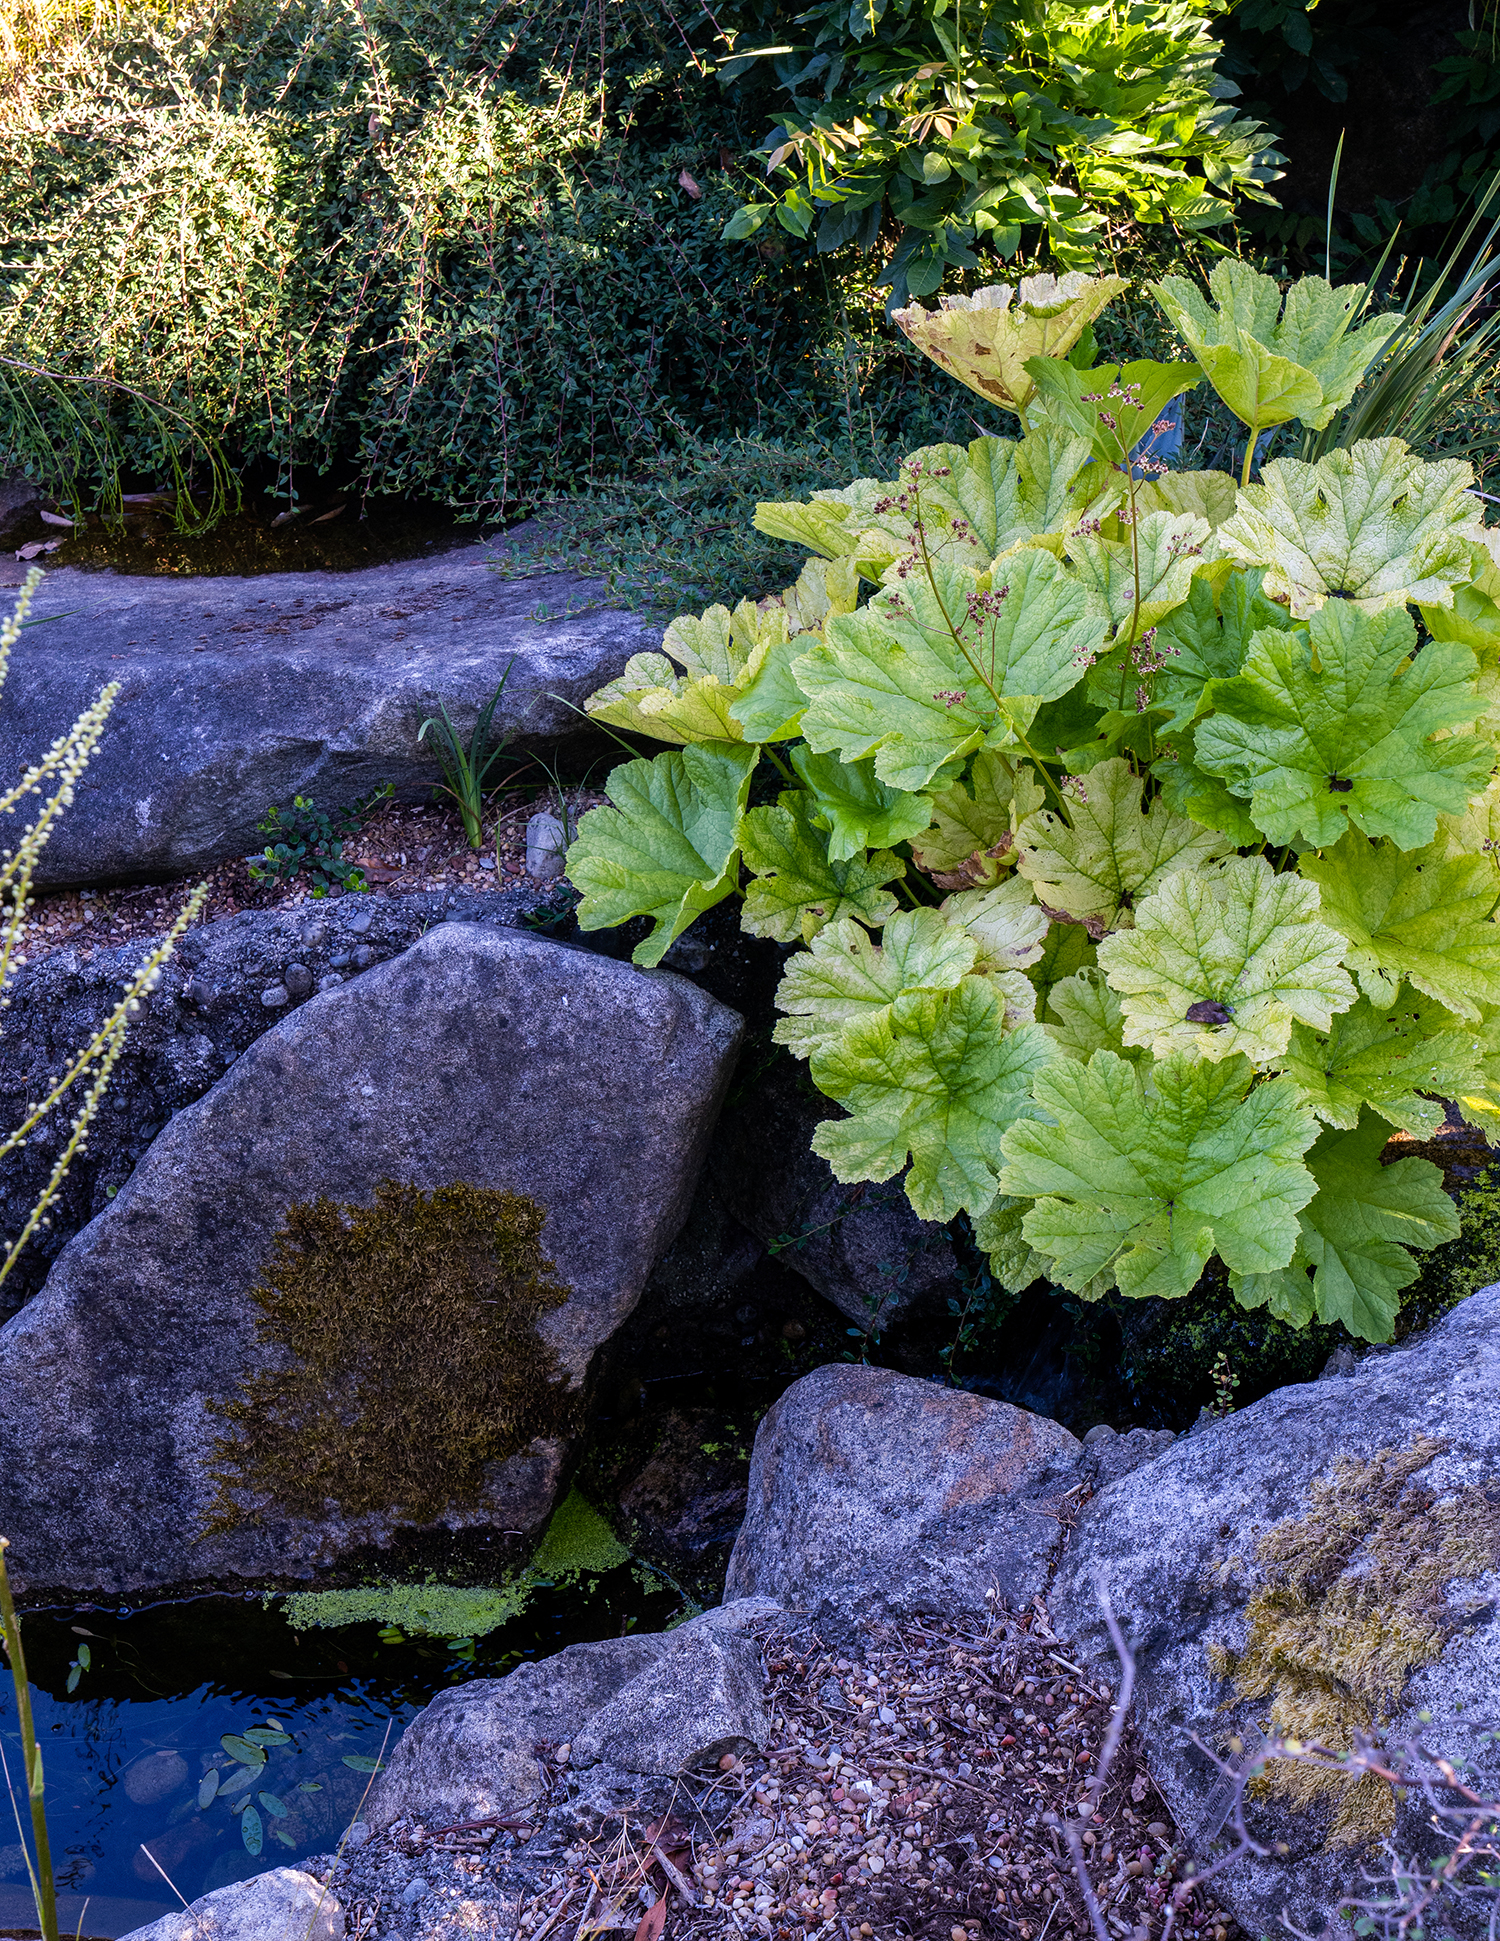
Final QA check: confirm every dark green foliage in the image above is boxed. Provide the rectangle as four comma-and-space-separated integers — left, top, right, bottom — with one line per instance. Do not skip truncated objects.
208, 1181, 571, 1528
247, 784, 392, 895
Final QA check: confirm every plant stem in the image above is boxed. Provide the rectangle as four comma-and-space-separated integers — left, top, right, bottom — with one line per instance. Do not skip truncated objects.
0, 1541, 58, 1941
1241, 424, 1258, 489
762, 744, 798, 787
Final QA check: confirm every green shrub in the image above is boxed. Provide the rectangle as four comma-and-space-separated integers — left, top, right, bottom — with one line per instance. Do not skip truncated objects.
0, 0, 980, 517
717, 0, 1286, 300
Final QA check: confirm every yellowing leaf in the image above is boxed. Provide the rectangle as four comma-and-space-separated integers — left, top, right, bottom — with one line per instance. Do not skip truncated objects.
1195, 601, 1491, 850
1136, 469, 1239, 530
1299, 831, 1500, 1022
739, 793, 904, 944
1218, 440, 1485, 618
1014, 756, 1231, 933
842, 429, 1096, 583
941, 873, 1051, 976
567, 741, 757, 967
1042, 966, 1145, 1065
585, 599, 787, 744
999, 1050, 1317, 1299
772, 908, 977, 1060
911, 753, 1045, 886
811, 981, 1060, 1222
1065, 509, 1213, 640
892, 272, 1127, 414
1097, 855, 1356, 1062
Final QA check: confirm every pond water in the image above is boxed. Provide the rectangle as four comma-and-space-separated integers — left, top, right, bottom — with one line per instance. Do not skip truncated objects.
0, 1561, 679, 1939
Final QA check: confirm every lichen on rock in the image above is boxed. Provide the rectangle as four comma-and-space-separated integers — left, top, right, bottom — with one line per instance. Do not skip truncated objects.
207, 1180, 572, 1528
1214, 1436, 1500, 1846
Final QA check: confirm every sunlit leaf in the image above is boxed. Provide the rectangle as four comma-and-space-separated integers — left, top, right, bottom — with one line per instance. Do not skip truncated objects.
790, 746, 935, 861
1218, 440, 1485, 618
999, 1051, 1317, 1299
795, 548, 1109, 792
893, 272, 1127, 413
911, 753, 1045, 886
1275, 987, 1484, 1138
811, 981, 1060, 1221
1153, 568, 1296, 734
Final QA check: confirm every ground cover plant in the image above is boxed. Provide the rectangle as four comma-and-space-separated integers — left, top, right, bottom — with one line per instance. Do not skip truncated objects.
564, 263, 1500, 1346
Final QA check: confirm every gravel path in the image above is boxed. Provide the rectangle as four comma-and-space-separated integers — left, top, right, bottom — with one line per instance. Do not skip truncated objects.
313, 1605, 1240, 1941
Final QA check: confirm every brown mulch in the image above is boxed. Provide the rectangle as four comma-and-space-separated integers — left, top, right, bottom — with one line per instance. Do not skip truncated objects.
18, 787, 601, 969
507, 1607, 1238, 1941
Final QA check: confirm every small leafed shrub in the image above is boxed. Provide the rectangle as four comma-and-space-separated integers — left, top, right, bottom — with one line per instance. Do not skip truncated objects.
246, 785, 391, 896
208, 1181, 572, 1527
565, 262, 1500, 1346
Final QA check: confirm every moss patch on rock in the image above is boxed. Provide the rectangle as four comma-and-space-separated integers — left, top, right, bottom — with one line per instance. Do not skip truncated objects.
1215, 1438, 1500, 1847
208, 1180, 571, 1529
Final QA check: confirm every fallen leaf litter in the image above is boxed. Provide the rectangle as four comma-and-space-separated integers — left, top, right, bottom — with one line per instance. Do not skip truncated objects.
314, 1606, 1240, 1941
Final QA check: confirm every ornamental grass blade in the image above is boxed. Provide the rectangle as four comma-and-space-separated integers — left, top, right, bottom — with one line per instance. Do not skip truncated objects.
567, 741, 757, 966
998, 1050, 1317, 1300
772, 908, 977, 1060
739, 793, 903, 944
1096, 855, 1356, 1062
1217, 440, 1485, 617
795, 548, 1109, 793
1013, 756, 1231, 933
1195, 600, 1491, 849
1299, 830, 1500, 1022
810, 981, 1059, 1222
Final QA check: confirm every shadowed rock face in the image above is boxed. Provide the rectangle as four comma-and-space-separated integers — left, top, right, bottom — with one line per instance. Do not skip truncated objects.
724, 1362, 1083, 1617
5, 548, 653, 886
0, 925, 742, 1597
1050, 1284, 1500, 1941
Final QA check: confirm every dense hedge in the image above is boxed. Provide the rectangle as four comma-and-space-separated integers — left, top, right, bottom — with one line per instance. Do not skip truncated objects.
0, 0, 943, 515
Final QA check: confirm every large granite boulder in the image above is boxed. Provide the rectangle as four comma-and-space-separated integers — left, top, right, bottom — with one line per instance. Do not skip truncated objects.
0, 887, 552, 1314
0, 925, 741, 1596
367, 1599, 778, 1832
7, 549, 654, 886
724, 1363, 1084, 1617
1050, 1284, 1500, 1939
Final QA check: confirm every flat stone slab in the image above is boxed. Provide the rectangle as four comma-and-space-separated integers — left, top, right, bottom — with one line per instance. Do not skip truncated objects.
6, 545, 655, 886
0, 924, 741, 1597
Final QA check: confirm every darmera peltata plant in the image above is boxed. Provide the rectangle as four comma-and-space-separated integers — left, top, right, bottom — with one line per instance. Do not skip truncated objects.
566, 267, 1500, 1343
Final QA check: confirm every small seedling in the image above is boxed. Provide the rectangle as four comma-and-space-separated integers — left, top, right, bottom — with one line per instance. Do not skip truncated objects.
248, 783, 393, 896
